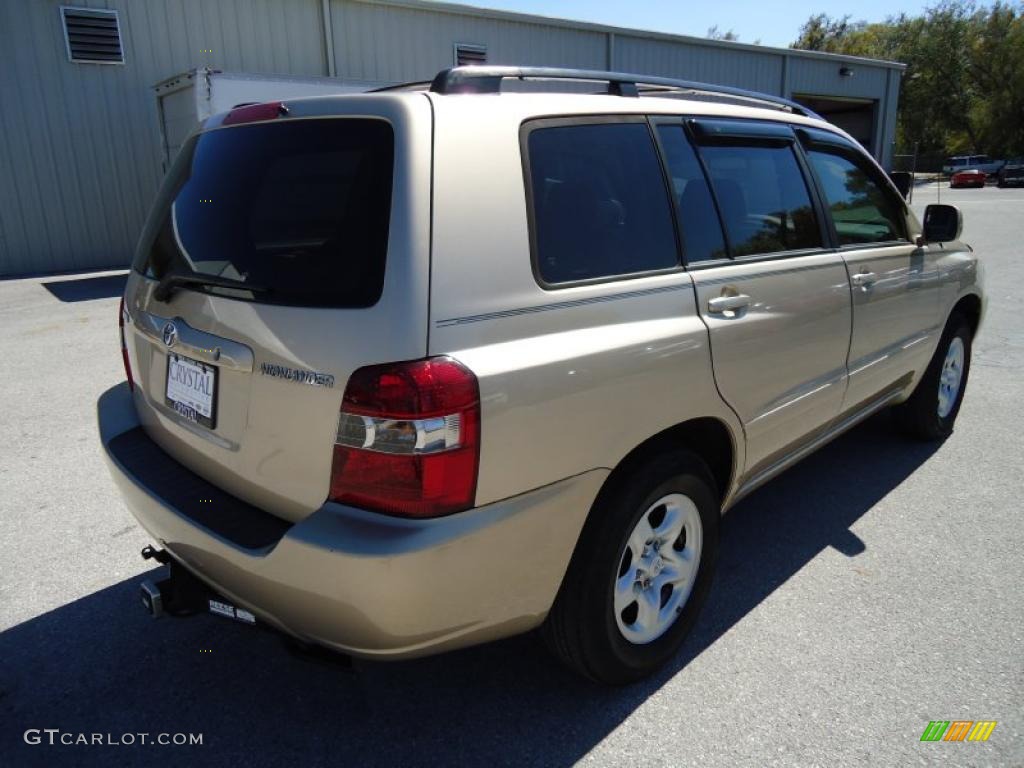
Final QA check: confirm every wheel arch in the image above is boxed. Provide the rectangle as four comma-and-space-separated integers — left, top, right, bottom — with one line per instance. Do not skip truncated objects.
950, 292, 982, 336
595, 417, 738, 513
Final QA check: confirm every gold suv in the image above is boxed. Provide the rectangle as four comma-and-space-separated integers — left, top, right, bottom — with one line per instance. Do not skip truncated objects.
98, 67, 984, 684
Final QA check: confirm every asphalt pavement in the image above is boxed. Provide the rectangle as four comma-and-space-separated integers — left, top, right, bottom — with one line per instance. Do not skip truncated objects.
0, 183, 1021, 767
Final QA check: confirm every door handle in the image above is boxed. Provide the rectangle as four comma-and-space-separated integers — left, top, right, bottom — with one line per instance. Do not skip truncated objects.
851, 271, 877, 289
707, 294, 751, 314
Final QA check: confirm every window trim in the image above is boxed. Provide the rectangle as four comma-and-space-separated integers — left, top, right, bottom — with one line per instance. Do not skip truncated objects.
649, 116, 730, 266
681, 246, 837, 272
796, 127, 912, 248
519, 115, 686, 291
687, 117, 797, 146
790, 134, 839, 251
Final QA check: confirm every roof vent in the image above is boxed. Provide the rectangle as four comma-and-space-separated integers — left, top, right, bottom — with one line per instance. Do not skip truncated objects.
454, 43, 487, 67
61, 6, 124, 64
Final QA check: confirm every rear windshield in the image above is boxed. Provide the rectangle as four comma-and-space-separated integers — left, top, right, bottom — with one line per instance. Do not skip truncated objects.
134, 118, 394, 307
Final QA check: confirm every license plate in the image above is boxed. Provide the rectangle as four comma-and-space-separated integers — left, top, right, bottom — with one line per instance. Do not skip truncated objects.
165, 353, 217, 429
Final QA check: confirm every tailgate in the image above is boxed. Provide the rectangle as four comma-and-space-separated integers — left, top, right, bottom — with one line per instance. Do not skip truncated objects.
122, 95, 433, 523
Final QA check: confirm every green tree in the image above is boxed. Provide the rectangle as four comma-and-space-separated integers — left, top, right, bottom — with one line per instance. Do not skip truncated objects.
970, 3, 1024, 154
791, 13, 862, 51
707, 25, 739, 41
791, 1, 1024, 158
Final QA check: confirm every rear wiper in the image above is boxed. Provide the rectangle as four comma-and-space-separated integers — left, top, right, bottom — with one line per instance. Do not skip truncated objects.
153, 272, 271, 302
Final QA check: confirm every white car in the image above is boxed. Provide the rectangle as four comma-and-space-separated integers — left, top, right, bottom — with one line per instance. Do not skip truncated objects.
942, 154, 1004, 177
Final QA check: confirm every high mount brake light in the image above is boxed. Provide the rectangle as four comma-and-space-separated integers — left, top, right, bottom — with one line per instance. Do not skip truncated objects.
222, 101, 288, 126
328, 357, 480, 518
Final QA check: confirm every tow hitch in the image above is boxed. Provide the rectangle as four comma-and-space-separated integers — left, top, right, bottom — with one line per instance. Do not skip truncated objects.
139, 548, 217, 619
136, 546, 351, 668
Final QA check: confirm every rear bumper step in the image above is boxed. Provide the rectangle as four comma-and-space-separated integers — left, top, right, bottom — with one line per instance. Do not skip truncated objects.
109, 427, 292, 551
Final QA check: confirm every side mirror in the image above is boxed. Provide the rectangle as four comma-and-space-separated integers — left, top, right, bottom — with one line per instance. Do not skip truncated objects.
889, 170, 912, 200
921, 204, 962, 243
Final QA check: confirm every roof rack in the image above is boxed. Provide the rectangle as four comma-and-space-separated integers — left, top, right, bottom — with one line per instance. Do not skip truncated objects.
371, 80, 433, 92
426, 66, 822, 119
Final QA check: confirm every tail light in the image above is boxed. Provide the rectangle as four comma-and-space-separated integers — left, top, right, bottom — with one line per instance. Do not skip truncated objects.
119, 296, 134, 392
329, 357, 480, 518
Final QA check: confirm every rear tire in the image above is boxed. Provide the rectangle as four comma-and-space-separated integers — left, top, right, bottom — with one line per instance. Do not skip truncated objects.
543, 451, 719, 685
894, 315, 972, 440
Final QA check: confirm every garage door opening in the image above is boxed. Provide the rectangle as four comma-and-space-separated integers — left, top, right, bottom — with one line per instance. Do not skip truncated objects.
792, 95, 877, 154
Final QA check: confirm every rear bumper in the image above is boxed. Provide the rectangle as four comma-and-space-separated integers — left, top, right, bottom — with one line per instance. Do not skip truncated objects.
98, 383, 604, 659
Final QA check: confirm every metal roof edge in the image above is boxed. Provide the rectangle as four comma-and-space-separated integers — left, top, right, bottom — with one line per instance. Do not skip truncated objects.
349, 0, 907, 70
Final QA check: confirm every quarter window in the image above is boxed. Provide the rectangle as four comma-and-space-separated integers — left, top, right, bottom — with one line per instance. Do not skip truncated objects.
526, 122, 679, 285
807, 149, 907, 245
699, 144, 822, 257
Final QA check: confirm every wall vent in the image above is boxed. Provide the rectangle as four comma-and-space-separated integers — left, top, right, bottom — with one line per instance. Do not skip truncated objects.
61, 7, 124, 64
454, 43, 487, 67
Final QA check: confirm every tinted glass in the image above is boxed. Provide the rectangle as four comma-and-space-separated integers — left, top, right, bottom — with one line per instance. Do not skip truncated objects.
656, 125, 728, 263
699, 144, 821, 257
135, 119, 394, 307
807, 149, 907, 245
527, 123, 678, 284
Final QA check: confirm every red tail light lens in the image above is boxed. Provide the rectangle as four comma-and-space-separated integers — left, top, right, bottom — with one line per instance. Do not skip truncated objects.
329, 357, 480, 518
119, 296, 134, 392
222, 101, 287, 126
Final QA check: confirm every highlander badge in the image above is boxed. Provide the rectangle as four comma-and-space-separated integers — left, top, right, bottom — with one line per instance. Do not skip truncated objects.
260, 362, 335, 388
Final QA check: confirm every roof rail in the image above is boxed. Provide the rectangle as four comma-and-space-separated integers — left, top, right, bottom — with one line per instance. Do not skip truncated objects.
371, 80, 433, 92
428, 66, 822, 119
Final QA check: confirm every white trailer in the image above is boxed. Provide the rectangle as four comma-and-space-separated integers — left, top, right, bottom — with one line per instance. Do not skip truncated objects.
153, 68, 383, 170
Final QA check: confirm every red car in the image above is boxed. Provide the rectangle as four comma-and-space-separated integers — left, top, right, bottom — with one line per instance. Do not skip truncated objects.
950, 168, 986, 188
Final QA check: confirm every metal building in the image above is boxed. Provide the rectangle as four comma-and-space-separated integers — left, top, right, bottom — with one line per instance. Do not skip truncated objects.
0, 0, 905, 276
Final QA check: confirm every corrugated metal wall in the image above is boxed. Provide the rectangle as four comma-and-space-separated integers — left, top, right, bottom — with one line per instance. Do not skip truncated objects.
615, 35, 783, 94
330, 0, 608, 78
788, 55, 890, 99
0, 0, 903, 276
0, 0, 326, 276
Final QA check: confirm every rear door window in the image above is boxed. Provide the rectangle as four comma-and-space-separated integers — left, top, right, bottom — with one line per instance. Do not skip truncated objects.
525, 121, 679, 285
698, 144, 822, 257
656, 125, 728, 264
806, 148, 908, 245
135, 118, 394, 308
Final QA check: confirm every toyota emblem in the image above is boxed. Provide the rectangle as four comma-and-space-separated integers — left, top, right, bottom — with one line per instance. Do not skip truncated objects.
161, 322, 178, 348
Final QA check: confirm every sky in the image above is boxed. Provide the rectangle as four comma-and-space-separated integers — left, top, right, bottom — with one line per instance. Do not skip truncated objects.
470, 1, 934, 48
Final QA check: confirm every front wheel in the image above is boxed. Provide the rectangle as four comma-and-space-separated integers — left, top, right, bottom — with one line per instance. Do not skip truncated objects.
895, 315, 973, 440
543, 451, 719, 684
